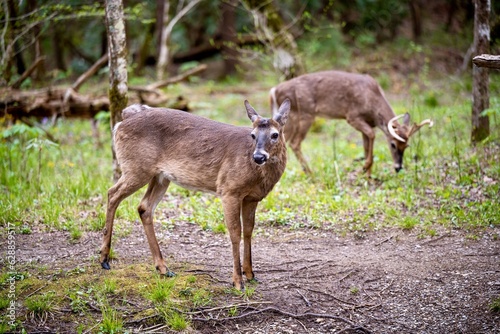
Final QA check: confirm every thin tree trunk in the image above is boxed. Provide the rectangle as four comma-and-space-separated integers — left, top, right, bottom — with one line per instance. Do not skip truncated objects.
409, 0, 422, 42
105, 0, 128, 182
157, 0, 171, 81
471, 0, 490, 144
157, 0, 201, 80
219, 0, 238, 77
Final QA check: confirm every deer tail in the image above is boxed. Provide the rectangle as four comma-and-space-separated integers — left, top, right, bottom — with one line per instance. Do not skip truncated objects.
122, 104, 152, 120
269, 87, 278, 115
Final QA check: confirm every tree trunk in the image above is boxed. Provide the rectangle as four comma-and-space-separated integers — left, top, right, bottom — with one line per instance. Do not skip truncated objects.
219, 0, 238, 77
409, 0, 422, 42
157, 0, 171, 81
244, 0, 304, 80
471, 0, 490, 144
157, 0, 202, 80
105, 0, 129, 182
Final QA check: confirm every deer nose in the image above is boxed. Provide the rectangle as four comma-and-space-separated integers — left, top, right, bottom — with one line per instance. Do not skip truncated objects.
395, 166, 403, 173
253, 153, 267, 165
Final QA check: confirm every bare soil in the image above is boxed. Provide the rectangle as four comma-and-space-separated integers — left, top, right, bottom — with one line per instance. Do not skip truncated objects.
13, 215, 500, 334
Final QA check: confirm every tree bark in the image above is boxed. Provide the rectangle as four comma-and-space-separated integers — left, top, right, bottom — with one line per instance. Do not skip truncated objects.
157, 0, 202, 80
471, 0, 490, 144
219, 0, 238, 76
409, 0, 422, 42
105, 0, 129, 181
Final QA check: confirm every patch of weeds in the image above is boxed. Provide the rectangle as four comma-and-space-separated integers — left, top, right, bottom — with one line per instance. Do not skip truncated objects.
99, 305, 123, 334
350, 287, 359, 295
67, 222, 83, 241
25, 291, 57, 320
227, 305, 238, 317
147, 277, 176, 303
212, 222, 227, 234
101, 278, 118, 294
89, 210, 106, 232
259, 209, 296, 226
242, 286, 256, 299
489, 296, 500, 312
166, 311, 189, 331
0, 297, 9, 310
398, 216, 419, 230
192, 289, 213, 307
67, 290, 89, 314
66, 266, 86, 276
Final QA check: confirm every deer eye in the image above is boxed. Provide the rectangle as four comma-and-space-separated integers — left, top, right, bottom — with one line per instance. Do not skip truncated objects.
251, 133, 256, 140
271, 133, 279, 140
391, 142, 397, 149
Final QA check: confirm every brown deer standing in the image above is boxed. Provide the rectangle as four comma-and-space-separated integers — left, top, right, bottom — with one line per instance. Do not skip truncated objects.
100, 99, 290, 291
270, 70, 433, 176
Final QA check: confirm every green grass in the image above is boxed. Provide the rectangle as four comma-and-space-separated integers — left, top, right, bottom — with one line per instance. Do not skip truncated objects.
2, 83, 499, 238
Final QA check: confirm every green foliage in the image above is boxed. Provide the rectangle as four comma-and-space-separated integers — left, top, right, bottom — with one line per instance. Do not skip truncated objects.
490, 296, 500, 312
25, 291, 57, 315
0, 119, 111, 230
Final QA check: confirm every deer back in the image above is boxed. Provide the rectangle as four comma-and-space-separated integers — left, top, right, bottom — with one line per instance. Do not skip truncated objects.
114, 105, 288, 201
273, 70, 393, 127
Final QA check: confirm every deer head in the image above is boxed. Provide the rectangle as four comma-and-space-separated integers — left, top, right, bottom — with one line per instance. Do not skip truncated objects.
387, 113, 434, 172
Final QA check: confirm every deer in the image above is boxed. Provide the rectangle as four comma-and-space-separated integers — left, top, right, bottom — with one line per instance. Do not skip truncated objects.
99, 99, 291, 291
269, 70, 433, 177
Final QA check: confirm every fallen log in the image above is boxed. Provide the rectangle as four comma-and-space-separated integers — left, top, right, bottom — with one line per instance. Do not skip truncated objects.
1, 63, 207, 122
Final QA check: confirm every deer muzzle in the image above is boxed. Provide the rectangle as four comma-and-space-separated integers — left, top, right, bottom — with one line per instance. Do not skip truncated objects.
253, 152, 268, 165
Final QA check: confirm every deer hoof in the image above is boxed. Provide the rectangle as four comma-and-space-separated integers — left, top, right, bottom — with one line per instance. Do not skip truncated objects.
162, 271, 176, 278
233, 281, 245, 292
101, 261, 111, 270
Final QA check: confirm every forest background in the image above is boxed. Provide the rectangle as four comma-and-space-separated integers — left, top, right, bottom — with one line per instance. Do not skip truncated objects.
1, 0, 500, 333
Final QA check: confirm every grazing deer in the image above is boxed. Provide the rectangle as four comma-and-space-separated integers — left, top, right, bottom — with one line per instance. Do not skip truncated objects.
269, 70, 433, 176
100, 99, 291, 291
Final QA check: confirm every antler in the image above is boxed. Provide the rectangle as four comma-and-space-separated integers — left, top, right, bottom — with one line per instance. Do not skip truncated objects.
387, 114, 406, 143
408, 119, 433, 137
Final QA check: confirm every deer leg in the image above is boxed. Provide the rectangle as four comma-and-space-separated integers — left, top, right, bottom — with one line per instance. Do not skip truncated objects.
241, 199, 259, 281
348, 120, 375, 177
100, 175, 147, 269
137, 174, 172, 276
222, 196, 244, 290
287, 116, 314, 174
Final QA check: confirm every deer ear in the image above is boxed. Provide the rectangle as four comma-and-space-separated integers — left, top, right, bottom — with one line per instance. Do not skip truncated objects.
244, 100, 260, 122
273, 98, 290, 126
403, 113, 411, 126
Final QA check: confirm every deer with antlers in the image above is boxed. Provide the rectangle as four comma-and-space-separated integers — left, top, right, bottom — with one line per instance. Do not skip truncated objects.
100, 99, 291, 291
270, 70, 433, 176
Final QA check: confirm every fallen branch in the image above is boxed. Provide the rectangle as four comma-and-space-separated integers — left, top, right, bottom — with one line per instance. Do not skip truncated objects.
191, 306, 372, 333
146, 63, 207, 90
472, 54, 500, 69
11, 56, 45, 89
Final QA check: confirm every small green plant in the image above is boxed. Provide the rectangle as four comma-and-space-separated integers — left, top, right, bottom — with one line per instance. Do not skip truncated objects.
147, 278, 176, 303
99, 305, 123, 333
228, 306, 238, 317
489, 296, 500, 312
350, 287, 359, 295
192, 289, 212, 307
0, 297, 9, 310
25, 291, 57, 317
101, 278, 118, 294
399, 216, 419, 230
166, 311, 188, 331
68, 290, 89, 314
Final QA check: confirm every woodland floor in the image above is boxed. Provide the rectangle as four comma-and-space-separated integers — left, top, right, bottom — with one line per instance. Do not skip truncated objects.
12, 211, 500, 334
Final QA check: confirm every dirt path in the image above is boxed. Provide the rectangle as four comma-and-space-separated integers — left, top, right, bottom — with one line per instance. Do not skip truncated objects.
13, 218, 500, 333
